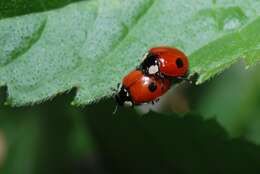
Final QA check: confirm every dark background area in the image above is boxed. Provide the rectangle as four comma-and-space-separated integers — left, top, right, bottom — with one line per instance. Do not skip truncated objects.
0, 0, 85, 19
1, 63, 260, 174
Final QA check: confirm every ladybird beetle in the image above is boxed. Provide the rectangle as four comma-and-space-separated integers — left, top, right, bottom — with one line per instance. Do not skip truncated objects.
115, 70, 171, 107
140, 47, 189, 78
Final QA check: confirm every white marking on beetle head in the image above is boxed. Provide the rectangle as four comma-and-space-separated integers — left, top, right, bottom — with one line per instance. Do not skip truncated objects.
126, 91, 130, 97
148, 65, 159, 74
124, 101, 133, 107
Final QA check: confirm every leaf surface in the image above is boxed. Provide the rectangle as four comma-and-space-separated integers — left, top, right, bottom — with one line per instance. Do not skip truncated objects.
0, 0, 259, 105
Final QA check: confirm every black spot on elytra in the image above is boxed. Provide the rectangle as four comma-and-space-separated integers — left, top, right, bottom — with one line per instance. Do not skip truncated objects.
148, 82, 157, 92
176, 58, 183, 68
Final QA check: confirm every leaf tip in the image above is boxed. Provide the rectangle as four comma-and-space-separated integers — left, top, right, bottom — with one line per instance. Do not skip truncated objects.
4, 101, 10, 106
71, 101, 76, 106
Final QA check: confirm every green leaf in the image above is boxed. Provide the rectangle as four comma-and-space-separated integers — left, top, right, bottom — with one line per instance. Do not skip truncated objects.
0, 0, 84, 20
195, 62, 260, 145
0, 0, 259, 106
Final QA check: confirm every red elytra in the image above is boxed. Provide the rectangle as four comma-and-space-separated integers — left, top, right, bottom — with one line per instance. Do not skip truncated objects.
115, 70, 171, 106
140, 47, 189, 78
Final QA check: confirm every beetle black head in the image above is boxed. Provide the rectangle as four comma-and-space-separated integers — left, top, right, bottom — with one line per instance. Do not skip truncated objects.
139, 52, 160, 75
115, 85, 133, 107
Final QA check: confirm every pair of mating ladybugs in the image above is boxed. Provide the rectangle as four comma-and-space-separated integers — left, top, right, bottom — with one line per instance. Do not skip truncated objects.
115, 47, 189, 108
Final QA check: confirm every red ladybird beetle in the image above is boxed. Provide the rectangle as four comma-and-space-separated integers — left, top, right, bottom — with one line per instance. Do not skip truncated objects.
115, 70, 171, 107
140, 47, 189, 78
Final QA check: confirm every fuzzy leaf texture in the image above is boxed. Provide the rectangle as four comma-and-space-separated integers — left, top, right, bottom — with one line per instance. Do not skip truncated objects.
0, 0, 259, 106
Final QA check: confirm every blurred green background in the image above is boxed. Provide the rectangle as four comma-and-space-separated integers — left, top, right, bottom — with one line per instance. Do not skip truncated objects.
1, 62, 260, 174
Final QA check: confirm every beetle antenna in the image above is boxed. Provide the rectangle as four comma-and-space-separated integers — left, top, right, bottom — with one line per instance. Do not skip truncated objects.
113, 104, 119, 115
